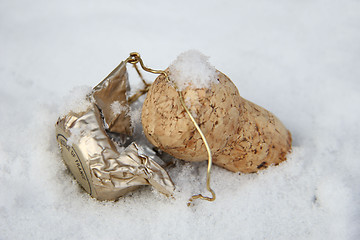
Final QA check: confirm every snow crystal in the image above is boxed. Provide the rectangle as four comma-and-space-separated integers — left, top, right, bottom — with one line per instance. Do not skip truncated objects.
129, 105, 142, 126
110, 100, 128, 116
168, 50, 218, 91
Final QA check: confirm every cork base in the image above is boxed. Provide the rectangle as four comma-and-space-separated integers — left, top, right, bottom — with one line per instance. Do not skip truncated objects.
213, 100, 292, 173
142, 71, 292, 173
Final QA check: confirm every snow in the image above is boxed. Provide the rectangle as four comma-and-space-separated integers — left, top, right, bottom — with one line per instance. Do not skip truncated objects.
169, 50, 218, 90
110, 100, 128, 116
1, 0, 360, 239
59, 85, 92, 116
67, 124, 88, 147
129, 104, 142, 126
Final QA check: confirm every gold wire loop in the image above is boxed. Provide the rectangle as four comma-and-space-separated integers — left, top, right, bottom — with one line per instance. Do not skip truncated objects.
126, 52, 141, 64
125, 52, 216, 205
126, 53, 152, 104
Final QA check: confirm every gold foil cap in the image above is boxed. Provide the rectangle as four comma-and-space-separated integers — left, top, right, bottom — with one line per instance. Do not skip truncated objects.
56, 105, 174, 201
56, 60, 174, 201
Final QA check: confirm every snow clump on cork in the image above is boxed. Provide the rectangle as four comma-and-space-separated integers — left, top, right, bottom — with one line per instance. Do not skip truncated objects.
168, 50, 218, 90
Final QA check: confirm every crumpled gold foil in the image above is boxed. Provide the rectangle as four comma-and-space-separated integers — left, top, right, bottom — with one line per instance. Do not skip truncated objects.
55, 62, 175, 201
92, 61, 132, 136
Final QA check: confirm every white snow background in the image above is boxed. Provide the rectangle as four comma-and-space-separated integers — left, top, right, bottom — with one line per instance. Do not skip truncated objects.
1, 0, 359, 239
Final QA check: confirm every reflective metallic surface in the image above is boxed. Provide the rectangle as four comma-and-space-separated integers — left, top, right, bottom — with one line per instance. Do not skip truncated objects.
56, 105, 174, 201
92, 61, 132, 135
55, 60, 174, 201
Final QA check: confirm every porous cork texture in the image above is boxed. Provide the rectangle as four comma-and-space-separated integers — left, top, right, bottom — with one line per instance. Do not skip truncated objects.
141, 71, 292, 173
213, 100, 292, 173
